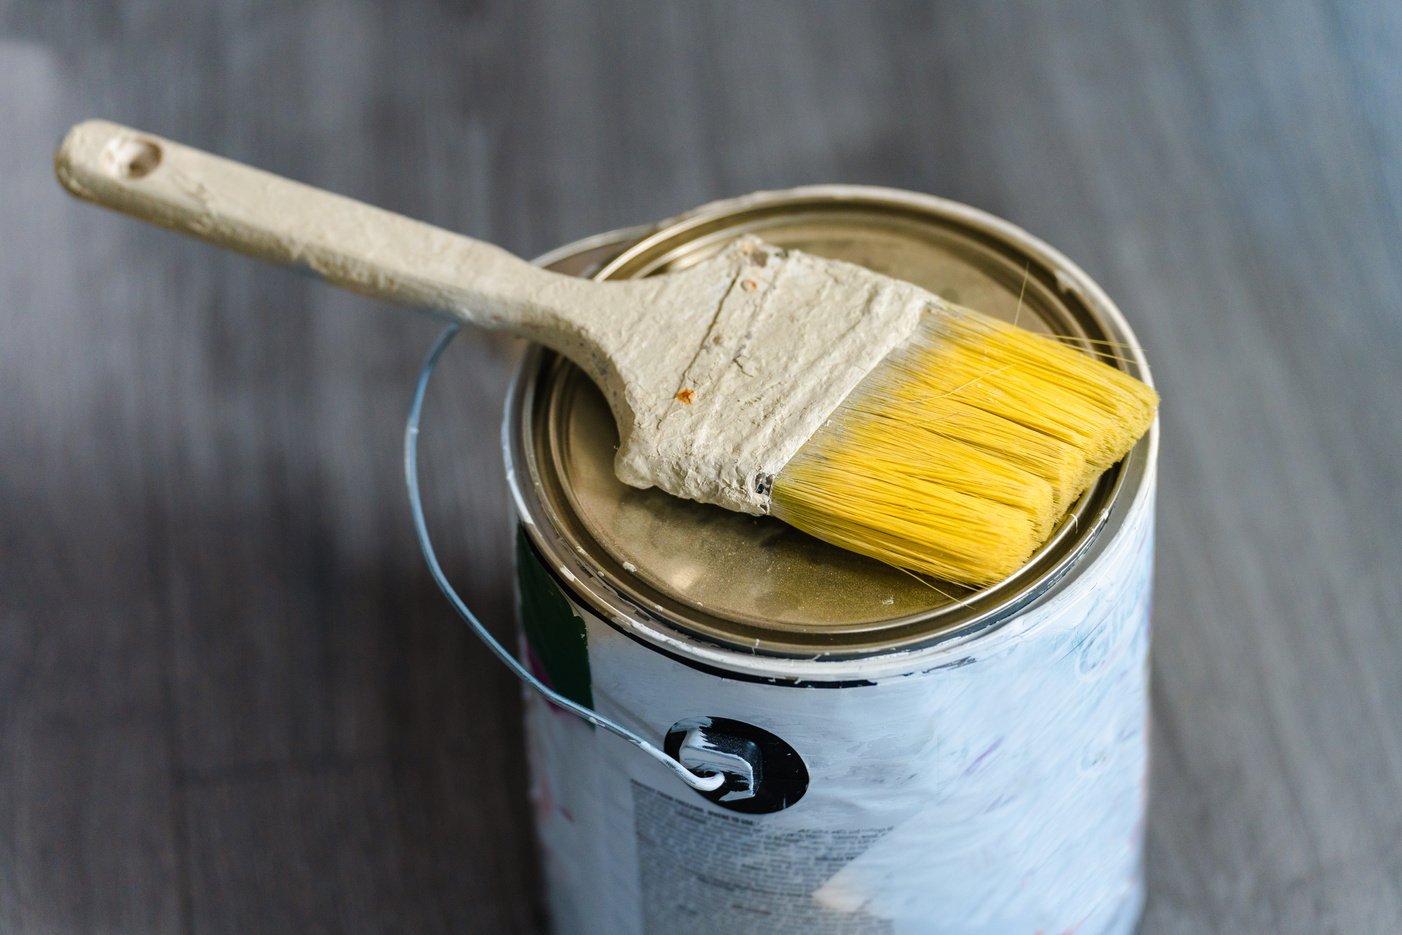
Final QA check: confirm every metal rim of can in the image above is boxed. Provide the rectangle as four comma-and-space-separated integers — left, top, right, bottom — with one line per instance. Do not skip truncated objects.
505, 185, 1157, 682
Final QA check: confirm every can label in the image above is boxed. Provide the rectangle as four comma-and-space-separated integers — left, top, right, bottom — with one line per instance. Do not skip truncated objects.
633, 782, 892, 932
518, 479, 1154, 935
516, 529, 593, 709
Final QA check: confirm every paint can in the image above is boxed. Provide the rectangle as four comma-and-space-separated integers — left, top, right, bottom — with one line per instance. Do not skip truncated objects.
503, 187, 1157, 935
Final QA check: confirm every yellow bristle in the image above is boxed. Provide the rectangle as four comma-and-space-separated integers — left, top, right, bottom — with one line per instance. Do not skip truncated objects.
843, 392, 1089, 516
771, 306, 1159, 586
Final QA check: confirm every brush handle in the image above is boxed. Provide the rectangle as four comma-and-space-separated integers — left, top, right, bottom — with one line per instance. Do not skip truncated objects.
53, 119, 621, 348
53, 121, 934, 517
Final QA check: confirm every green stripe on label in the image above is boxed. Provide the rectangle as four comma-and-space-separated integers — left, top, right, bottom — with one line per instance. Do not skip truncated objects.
516, 528, 593, 711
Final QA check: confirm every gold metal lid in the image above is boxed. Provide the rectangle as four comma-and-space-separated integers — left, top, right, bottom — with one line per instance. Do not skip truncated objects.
515, 187, 1151, 656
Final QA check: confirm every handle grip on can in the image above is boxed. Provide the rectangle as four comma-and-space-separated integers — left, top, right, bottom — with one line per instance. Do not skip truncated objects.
405, 324, 726, 795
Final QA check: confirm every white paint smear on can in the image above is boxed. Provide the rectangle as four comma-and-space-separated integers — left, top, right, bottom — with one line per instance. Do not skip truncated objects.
521, 473, 1153, 935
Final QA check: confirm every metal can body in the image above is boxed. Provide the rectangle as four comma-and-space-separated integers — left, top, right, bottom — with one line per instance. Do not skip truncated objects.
521, 486, 1151, 934
507, 188, 1157, 935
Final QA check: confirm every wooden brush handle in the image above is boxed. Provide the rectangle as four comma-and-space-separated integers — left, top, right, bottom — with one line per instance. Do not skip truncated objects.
53, 119, 598, 339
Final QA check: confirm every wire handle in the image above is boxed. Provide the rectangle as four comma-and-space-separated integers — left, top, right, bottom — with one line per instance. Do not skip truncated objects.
404, 324, 724, 794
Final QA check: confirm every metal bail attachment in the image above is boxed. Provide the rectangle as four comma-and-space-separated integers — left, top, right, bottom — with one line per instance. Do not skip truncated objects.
678, 724, 764, 803
664, 716, 810, 813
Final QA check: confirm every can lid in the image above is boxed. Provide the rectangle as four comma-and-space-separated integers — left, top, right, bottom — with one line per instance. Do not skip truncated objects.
520, 188, 1149, 655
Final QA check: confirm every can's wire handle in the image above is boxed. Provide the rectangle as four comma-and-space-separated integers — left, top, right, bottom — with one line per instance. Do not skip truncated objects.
404, 324, 725, 795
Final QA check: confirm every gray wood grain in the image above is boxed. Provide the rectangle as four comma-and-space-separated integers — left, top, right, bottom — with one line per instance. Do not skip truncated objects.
2, 1, 1399, 932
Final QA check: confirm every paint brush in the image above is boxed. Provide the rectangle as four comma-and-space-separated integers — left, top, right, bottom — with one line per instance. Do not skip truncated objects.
55, 120, 1158, 586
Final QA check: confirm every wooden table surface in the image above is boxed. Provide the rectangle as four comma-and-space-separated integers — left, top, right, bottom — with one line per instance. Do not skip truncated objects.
3, 2, 1400, 932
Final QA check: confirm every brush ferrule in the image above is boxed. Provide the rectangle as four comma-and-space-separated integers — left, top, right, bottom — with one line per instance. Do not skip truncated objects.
609, 239, 932, 514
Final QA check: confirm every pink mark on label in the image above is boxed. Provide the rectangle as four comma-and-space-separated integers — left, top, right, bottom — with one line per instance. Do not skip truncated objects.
963, 738, 1004, 776
525, 644, 577, 720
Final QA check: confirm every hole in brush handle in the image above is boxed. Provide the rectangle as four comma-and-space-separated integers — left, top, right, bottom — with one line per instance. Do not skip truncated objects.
102, 135, 162, 179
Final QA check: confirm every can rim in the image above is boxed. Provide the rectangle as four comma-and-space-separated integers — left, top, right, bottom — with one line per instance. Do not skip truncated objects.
506, 186, 1157, 679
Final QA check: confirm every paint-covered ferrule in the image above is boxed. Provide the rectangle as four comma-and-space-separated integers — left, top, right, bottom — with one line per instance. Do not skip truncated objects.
607, 236, 931, 518
506, 187, 1159, 935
